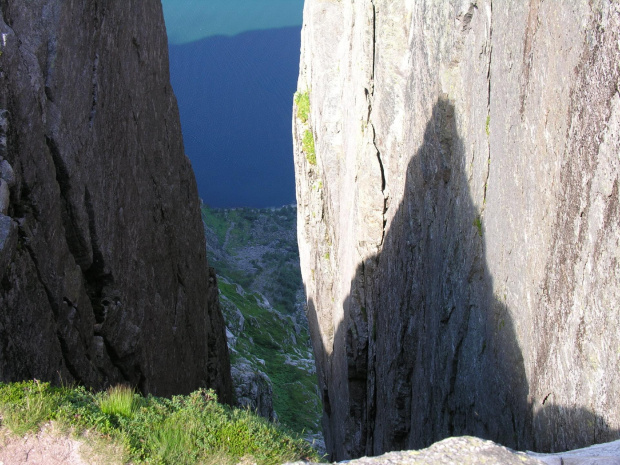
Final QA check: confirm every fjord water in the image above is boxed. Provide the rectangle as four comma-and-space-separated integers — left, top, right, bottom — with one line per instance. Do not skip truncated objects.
161, 0, 303, 45
163, 1, 303, 207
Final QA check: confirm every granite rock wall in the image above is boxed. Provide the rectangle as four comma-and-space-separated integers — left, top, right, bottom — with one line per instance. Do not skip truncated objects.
294, 0, 620, 460
0, 0, 232, 401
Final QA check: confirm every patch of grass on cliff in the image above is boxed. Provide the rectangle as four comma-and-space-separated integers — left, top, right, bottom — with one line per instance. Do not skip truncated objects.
473, 215, 483, 237
202, 205, 304, 314
302, 130, 316, 165
0, 380, 319, 465
201, 205, 230, 245
294, 91, 310, 123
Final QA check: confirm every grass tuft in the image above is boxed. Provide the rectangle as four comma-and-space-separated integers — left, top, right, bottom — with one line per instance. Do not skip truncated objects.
294, 91, 310, 123
302, 130, 316, 165
98, 384, 135, 418
148, 415, 198, 464
473, 215, 483, 237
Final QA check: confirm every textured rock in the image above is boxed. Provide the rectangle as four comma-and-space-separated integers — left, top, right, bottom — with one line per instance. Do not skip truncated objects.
285, 436, 545, 465
0, 214, 16, 276
0, 0, 232, 401
0, 160, 15, 187
285, 437, 620, 465
230, 359, 277, 422
0, 179, 8, 214
531, 439, 620, 465
294, 0, 620, 461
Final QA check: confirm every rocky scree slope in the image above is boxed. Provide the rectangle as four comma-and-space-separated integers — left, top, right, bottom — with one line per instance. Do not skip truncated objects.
202, 205, 303, 315
294, 0, 620, 461
0, 0, 232, 400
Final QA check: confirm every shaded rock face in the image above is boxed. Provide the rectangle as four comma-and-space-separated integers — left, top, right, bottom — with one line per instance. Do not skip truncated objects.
0, 0, 232, 401
294, 0, 620, 461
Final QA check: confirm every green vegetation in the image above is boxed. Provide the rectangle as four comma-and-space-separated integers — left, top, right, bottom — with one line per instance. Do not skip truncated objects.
201, 205, 303, 312
294, 91, 310, 123
98, 384, 135, 418
0, 380, 319, 465
295, 91, 316, 166
473, 215, 483, 237
219, 282, 322, 434
485, 114, 491, 136
302, 130, 316, 165
201, 205, 322, 435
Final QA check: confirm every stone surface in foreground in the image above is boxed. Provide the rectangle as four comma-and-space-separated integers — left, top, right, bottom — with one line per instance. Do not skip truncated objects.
286, 436, 620, 465
531, 438, 620, 465
286, 436, 543, 464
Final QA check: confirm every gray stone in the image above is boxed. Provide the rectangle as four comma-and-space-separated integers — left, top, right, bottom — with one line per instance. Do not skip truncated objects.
285, 436, 546, 464
0, 0, 232, 400
0, 159, 15, 187
0, 109, 7, 158
0, 178, 8, 214
231, 360, 277, 422
0, 214, 16, 279
530, 440, 620, 465
285, 437, 620, 465
294, 0, 620, 460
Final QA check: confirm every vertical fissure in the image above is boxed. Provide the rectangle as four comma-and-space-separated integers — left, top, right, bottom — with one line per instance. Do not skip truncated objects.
482, 0, 493, 211
367, 0, 388, 246
46, 136, 92, 268
83, 187, 113, 325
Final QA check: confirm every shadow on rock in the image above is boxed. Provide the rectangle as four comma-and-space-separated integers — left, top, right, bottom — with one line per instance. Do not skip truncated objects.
304, 99, 619, 461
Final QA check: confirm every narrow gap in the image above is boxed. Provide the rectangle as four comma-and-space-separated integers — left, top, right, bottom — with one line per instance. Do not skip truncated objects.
45, 135, 91, 268
165, 0, 327, 440
82, 187, 113, 325
368, 0, 388, 245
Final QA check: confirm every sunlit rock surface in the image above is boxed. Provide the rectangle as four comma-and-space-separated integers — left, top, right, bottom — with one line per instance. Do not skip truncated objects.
294, 0, 620, 460
285, 436, 620, 465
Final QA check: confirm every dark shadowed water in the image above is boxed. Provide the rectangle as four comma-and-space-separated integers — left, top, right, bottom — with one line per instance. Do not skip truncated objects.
168, 27, 301, 208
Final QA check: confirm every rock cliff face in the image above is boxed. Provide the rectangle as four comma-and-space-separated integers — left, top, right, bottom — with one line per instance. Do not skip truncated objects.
0, 0, 232, 401
294, 0, 619, 460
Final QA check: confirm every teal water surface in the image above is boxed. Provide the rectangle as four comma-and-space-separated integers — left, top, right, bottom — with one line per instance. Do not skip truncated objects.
161, 0, 304, 44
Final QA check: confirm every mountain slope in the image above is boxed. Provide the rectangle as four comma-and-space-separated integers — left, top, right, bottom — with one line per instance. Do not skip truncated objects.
202, 205, 322, 436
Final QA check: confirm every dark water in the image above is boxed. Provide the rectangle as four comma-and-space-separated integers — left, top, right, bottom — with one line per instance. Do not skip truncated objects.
168, 27, 301, 208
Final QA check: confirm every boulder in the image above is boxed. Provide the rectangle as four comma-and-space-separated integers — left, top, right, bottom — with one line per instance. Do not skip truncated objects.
231, 359, 277, 422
